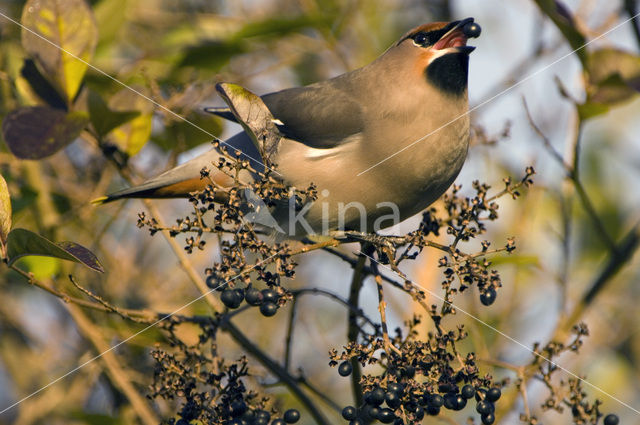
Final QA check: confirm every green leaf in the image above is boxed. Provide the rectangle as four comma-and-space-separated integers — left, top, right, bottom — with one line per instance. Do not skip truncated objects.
70, 411, 123, 425
533, 0, 587, 66
587, 48, 640, 106
231, 15, 329, 40
21, 0, 98, 103
93, 0, 129, 48
1, 106, 88, 159
6, 228, 104, 272
176, 15, 327, 71
106, 88, 153, 156
177, 40, 245, 70
18, 256, 61, 279
577, 102, 610, 121
0, 173, 11, 260
88, 90, 140, 138
152, 112, 223, 153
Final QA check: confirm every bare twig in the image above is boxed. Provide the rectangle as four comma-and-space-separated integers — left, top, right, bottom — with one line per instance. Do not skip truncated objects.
347, 249, 368, 408
371, 261, 401, 356
222, 321, 330, 425
523, 98, 616, 252
67, 305, 159, 425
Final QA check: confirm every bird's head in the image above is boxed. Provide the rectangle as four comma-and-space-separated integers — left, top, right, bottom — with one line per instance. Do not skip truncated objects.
393, 18, 481, 97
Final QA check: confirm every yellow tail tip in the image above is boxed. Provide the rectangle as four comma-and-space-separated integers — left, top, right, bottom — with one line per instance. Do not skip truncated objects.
91, 196, 109, 205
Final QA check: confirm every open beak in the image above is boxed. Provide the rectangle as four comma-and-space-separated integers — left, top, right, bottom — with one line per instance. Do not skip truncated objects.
433, 17, 480, 55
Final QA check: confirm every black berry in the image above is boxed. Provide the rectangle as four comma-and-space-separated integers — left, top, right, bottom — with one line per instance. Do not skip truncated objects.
453, 395, 466, 410
604, 414, 619, 425
443, 393, 457, 410
476, 400, 492, 415
385, 391, 401, 409
461, 384, 475, 399
413, 406, 425, 420
427, 394, 444, 408
387, 382, 403, 395
480, 288, 497, 306
401, 366, 416, 379
230, 400, 248, 417
260, 302, 278, 317
365, 405, 381, 420
481, 413, 495, 424
261, 288, 278, 303
283, 409, 300, 423
338, 361, 353, 377
221, 288, 243, 308
342, 406, 356, 420
426, 406, 440, 416
486, 387, 501, 402
205, 275, 217, 289
245, 287, 262, 306
256, 410, 271, 424
463, 22, 482, 38
378, 408, 395, 423
367, 388, 386, 406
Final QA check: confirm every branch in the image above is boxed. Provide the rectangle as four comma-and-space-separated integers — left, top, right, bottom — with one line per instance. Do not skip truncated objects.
222, 320, 330, 425
523, 98, 616, 251
67, 305, 159, 425
347, 250, 368, 409
624, 0, 640, 48
559, 223, 640, 336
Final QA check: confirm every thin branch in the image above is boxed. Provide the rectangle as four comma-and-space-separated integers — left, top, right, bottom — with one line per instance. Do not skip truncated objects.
624, 0, 640, 48
68, 275, 149, 324
67, 305, 159, 425
523, 98, 616, 252
560, 223, 640, 336
284, 296, 297, 371
347, 249, 368, 409
296, 375, 343, 413
371, 260, 401, 356
292, 288, 378, 331
222, 321, 330, 425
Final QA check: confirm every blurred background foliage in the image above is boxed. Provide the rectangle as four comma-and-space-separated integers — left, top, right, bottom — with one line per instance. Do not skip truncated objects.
0, 0, 639, 424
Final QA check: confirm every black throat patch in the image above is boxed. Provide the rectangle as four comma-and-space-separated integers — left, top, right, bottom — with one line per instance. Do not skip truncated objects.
426, 52, 469, 97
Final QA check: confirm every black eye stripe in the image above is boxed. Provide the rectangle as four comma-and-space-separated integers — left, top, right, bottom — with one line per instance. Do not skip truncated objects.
404, 21, 459, 47
410, 27, 449, 47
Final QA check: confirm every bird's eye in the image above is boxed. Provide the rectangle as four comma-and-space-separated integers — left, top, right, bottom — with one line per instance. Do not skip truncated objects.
412, 31, 438, 47
412, 32, 429, 46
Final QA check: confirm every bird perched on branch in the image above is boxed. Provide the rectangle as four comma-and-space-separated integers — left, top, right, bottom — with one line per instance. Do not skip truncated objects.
94, 18, 481, 238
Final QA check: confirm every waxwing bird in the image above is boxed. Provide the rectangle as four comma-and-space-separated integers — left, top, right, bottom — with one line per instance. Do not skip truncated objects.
95, 18, 482, 237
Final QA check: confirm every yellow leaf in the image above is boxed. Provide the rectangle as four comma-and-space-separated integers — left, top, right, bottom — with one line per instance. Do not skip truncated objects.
21, 0, 98, 104
108, 88, 154, 156
0, 174, 11, 260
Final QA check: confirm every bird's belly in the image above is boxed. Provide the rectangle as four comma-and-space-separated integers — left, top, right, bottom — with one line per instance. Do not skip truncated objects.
272, 125, 468, 236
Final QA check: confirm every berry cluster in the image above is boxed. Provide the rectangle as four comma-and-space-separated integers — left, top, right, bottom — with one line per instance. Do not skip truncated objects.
170, 406, 300, 425
337, 361, 502, 424
210, 278, 284, 317
207, 405, 300, 425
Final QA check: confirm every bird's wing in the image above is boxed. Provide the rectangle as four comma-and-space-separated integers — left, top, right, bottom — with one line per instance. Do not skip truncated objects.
261, 83, 365, 149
